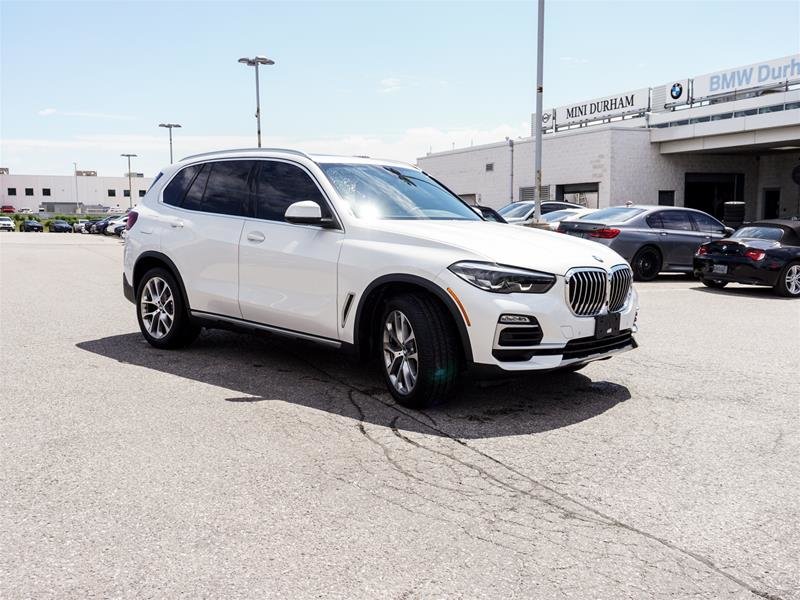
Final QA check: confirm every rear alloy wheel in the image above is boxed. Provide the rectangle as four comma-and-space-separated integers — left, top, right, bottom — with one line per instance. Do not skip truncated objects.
774, 262, 800, 298
379, 294, 461, 408
136, 267, 200, 349
631, 247, 662, 282
701, 278, 728, 289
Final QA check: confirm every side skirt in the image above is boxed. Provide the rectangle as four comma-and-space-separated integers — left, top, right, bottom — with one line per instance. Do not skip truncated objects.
189, 310, 342, 349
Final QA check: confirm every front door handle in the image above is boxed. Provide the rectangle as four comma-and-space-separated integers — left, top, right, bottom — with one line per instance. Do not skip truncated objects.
247, 231, 266, 243
170, 219, 184, 229
660, 231, 668, 236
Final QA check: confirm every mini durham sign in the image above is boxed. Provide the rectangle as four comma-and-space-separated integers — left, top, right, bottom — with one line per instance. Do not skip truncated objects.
555, 88, 649, 127
693, 54, 800, 99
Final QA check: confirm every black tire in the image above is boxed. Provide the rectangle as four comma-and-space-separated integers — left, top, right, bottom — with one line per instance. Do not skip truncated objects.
773, 261, 800, 298
701, 278, 728, 289
136, 267, 200, 349
378, 293, 461, 408
631, 246, 662, 282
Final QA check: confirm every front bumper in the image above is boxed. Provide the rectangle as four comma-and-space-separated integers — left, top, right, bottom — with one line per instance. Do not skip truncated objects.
436, 269, 639, 372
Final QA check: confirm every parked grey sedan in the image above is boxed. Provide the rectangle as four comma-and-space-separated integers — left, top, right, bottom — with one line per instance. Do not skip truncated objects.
557, 205, 733, 281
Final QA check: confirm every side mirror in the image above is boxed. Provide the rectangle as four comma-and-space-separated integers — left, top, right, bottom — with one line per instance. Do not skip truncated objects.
284, 201, 335, 227
723, 227, 735, 237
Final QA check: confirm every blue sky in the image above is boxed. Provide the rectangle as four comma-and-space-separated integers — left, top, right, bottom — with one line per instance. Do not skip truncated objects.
1, 0, 798, 176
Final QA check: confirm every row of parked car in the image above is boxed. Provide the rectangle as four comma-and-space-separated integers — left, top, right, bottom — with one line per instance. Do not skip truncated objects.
0, 214, 129, 235
486, 200, 800, 297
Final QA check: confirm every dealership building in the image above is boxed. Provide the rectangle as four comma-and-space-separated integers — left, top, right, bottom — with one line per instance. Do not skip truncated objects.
0, 169, 154, 214
417, 55, 800, 222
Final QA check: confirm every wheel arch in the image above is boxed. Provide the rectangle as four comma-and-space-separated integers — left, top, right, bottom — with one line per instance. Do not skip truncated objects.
133, 251, 191, 309
352, 274, 473, 363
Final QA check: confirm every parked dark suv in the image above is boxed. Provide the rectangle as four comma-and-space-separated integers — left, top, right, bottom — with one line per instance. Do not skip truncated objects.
557, 205, 732, 280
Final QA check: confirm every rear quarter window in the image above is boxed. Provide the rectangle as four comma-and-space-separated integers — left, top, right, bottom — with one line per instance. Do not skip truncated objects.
162, 164, 202, 207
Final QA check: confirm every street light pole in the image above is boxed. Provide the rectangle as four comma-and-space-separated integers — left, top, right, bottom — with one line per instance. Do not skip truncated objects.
532, 0, 545, 224
238, 56, 275, 148
120, 153, 137, 209
73, 162, 79, 207
158, 123, 182, 164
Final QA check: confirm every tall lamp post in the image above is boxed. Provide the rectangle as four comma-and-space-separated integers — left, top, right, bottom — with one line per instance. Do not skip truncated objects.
120, 153, 137, 209
73, 162, 79, 207
238, 55, 275, 148
532, 0, 545, 224
158, 123, 182, 164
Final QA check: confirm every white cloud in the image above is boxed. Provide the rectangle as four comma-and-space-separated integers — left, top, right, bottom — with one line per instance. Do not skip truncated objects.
379, 77, 403, 94
0, 122, 531, 176
36, 108, 136, 120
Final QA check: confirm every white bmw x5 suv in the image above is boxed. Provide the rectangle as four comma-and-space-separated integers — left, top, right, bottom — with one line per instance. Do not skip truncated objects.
124, 149, 639, 408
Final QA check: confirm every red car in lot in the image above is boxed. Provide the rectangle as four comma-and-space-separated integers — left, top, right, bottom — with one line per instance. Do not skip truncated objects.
1, 205, 15, 213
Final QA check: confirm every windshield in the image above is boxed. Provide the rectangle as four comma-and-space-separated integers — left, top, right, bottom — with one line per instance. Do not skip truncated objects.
731, 226, 783, 241
320, 164, 480, 221
585, 207, 644, 222
542, 209, 579, 222
498, 202, 534, 219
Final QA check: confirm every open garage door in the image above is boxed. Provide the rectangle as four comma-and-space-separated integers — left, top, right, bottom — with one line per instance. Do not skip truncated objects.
684, 173, 744, 220
555, 183, 599, 208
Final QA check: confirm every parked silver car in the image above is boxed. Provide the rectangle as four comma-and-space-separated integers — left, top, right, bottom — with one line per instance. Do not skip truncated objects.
497, 201, 583, 225
557, 205, 733, 281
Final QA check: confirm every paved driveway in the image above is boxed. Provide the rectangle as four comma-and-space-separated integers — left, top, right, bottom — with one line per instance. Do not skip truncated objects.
1, 234, 798, 599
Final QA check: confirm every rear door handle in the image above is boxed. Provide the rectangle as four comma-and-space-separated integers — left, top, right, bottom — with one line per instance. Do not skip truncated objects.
247, 231, 265, 243
170, 219, 184, 229
660, 231, 668, 236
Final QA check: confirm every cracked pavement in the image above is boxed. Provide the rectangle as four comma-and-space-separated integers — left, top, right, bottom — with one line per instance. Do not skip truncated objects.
1, 234, 798, 598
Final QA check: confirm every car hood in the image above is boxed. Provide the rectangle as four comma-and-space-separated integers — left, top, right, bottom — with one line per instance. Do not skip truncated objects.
362, 220, 627, 276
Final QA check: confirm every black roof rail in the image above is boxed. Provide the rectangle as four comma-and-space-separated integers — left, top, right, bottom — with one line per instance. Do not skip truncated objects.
179, 148, 312, 162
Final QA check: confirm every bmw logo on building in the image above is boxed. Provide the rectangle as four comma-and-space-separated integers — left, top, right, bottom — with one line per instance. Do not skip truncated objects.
670, 82, 683, 100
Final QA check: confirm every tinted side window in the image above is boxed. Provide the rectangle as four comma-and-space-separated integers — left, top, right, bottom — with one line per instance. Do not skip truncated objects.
163, 164, 202, 206
646, 212, 663, 228
181, 164, 211, 212
255, 161, 328, 222
660, 210, 694, 231
691, 212, 725, 234
196, 160, 254, 216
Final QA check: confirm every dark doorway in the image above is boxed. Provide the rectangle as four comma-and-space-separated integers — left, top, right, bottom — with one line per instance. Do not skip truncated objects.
763, 189, 780, 219
555, 182, 599, 208
684, 173, 744, 219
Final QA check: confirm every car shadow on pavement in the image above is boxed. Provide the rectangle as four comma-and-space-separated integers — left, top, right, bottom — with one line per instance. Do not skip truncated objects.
77, 329, 631, 440
691, 284, 794, 299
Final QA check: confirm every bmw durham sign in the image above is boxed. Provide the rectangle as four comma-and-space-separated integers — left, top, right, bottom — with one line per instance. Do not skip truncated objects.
669, 82, 683, 100
693, 54, 800, 99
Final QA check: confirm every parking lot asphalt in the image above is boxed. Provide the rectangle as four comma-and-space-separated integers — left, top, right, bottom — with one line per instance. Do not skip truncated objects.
1, 233, 798, 599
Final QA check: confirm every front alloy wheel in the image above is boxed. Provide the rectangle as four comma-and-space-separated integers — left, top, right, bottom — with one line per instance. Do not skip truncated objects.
378, 294, 461, 408
383, 310, 419, 395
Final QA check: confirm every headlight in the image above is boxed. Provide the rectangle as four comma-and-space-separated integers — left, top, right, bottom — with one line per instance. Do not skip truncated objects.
448, 261, 555, 294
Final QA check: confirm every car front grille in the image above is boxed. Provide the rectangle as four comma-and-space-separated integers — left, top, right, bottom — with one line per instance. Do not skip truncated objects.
566, 268, 607, 316
609, 266, 633, 312
566, 266, 632, 316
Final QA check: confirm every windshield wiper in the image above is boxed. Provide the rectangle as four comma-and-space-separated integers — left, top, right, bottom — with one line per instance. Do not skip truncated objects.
383, 166, 418, 187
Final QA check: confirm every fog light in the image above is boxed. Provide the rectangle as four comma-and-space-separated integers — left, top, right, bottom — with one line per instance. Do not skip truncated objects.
499, 314, 531, 324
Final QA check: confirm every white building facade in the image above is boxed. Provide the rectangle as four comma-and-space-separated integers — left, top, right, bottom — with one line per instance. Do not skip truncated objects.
0, 172, 155, 214
418, 55, 800, 223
